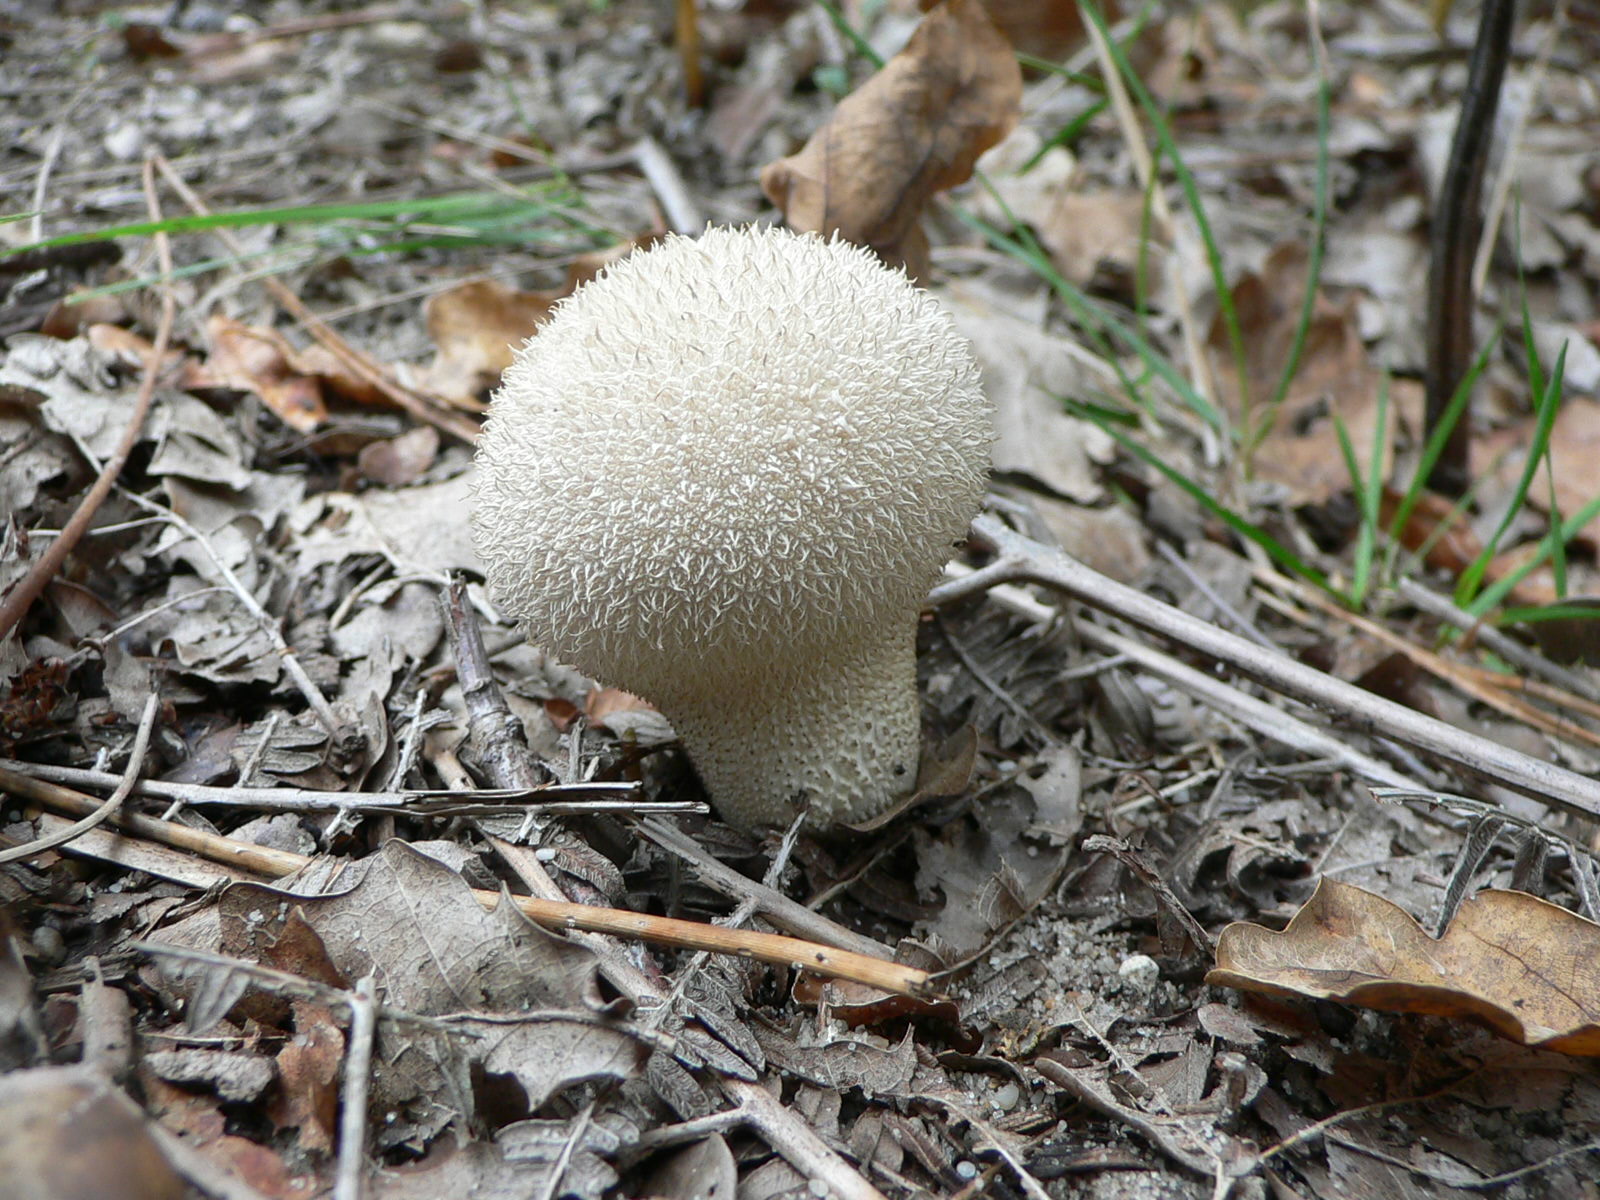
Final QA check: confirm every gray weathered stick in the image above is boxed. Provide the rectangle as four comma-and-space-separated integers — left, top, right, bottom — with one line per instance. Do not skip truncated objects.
932, 515, 1600, 822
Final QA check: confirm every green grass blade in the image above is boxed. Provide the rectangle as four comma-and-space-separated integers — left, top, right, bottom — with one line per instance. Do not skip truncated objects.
956, 205, 1226, 433
1455, 338, 1567, 605
1385, 326, 1499, 546
1079, 0, 1250, 433
1064, 396, 1330, 591
1467, 486, 1600, 619
814, 0, 884, 68
1333, 376, 1388, 608
1021, 99, 1109, 171
1332, 410, 1368, 605
2, 188, 588, 258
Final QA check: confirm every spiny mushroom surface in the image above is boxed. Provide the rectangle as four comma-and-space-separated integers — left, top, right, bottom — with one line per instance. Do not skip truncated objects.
472, 225, 992, 829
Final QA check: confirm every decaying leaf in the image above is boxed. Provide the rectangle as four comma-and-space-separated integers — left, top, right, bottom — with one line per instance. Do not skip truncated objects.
421, 279, 556, 405
1208, 877, 1600, 1055
929, 0, 1105, 63
420, 238, 658, 405
1378, 485, 1482, 576
1474, 397, 1600, 548
0, 1065, 186, 1200
759, 0, 1021, 278
218, 840, 609, 1017
1212, 242, 1421, 505
187, 315, 328, 432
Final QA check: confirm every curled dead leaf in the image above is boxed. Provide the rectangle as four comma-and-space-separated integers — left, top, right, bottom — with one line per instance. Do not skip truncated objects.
188, 315, 328, 432
926, 0, 1104, 63
423, 279, 556, 405
759, 0, 1021, 278
1212, 242, 1418, 506
1207, 877, 1600, 1056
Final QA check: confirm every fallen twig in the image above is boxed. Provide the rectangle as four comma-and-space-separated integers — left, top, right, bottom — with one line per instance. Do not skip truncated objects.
0, 769, 932, 997
935, 515, 1600, 821
1256, 565, 1600, 753
116, 489, 341, 734
0, 760, 682, 815
333, 974, 377, 1200
0, 695, 158, 865
939, 561, 1429, 792
150, 155, 481, 444
1423, 0, 1516, 494
638, 816, 898, 959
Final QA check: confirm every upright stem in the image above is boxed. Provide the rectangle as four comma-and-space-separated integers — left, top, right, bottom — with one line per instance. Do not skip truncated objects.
1423, 0, 1516, 496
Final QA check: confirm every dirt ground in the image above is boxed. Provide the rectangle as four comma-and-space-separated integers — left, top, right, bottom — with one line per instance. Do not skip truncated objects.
4, 1, 1600, 1198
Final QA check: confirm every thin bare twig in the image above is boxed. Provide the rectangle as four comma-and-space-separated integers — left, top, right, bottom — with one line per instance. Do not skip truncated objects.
0, 759, 665, 815
2, 769, 931, 997
116, 489, 340, 734
333, 974, 378, 1200
1257, 565, 1600, 753
1472, 1, 1568, 297
939, 561, 1427, 791
1423, 0, 1516, 494
638, 817, 897, 959
1392, 576, 1600, 703
0, 694, 159, 865
635, 137, 703, 233
1082, 11, 1216, 415
936, 515, 1600, 820
0, 159, 174, 642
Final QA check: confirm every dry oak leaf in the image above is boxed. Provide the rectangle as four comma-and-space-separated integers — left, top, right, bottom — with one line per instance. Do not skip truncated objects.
420, 238, 658, 404
185, 314, 328, 432
759, 0, 1021, 280
925, 0, 1106, 63
422, 278, 556, 406
1208, 877, 1600, 1056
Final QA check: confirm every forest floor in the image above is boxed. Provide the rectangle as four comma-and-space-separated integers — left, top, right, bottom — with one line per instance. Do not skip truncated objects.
4, 1, 1600, 1198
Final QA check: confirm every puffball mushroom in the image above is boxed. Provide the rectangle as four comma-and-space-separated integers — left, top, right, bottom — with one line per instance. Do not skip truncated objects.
471, 226, 992, 829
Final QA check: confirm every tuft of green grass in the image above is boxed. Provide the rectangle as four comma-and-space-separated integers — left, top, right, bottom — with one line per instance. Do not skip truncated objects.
1334, 375, 1390, 609
7, 184, 615, 303
1079, 0, 1251, 440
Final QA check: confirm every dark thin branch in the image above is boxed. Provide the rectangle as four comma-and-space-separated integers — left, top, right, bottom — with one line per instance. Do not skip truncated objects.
1423, 0, 1516, 495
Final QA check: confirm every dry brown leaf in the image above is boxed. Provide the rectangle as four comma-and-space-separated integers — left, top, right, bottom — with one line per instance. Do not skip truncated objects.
288, 342, 390, 407
926, 0, 1102, 62
357, 425, 440, 487
40, 293, 130, 339
421, 237, 659, 405
85, 323, 187, 374
267, 1000, 343, 1154
422, 279, 556, 405
187, 315, 328, 432
1378, 485, 1483, 576
759, 0, 1021, 279
1213, 242, 1420, 505
1208, 877, 1600, 1056
1474, 397, 1600, 548
0, 1066, 186, 1200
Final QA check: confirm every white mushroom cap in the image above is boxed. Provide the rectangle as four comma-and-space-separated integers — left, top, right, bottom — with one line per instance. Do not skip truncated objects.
472, 225, 991, 829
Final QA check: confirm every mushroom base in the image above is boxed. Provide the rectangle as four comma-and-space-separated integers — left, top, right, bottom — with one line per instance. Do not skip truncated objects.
658, 628, 923, 831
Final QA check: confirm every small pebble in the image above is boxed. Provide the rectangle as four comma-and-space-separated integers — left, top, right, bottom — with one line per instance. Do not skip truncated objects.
1118, 953, 1160, 991
31, 925, 66, 966
103, 123, 145, 162
954, 1161, 978, 1181
993, 1081, 1021, 1111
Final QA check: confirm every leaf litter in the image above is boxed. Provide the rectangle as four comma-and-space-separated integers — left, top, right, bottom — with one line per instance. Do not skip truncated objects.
4, 2, 1600, 1199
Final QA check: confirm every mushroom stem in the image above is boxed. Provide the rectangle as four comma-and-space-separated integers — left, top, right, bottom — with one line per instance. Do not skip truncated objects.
661, 627, 921, 829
